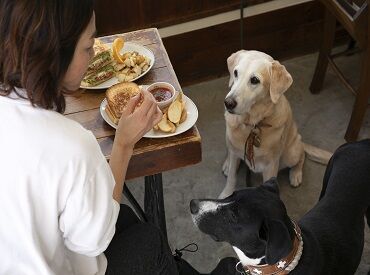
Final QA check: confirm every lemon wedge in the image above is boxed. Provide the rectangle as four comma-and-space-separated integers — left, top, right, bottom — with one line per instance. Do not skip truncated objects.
112, 37, 125, 63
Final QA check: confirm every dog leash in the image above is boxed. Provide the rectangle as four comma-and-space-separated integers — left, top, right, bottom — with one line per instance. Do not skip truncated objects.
173, 243, 199, 261
244, 122, 272, 169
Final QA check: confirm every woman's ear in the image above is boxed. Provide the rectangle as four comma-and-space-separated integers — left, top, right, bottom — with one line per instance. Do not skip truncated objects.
264, 219, 293, 265
269, 61, 293, 104
227, 50, 246, 87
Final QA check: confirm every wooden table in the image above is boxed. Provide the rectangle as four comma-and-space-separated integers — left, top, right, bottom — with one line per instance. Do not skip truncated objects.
65, 28, 202, 238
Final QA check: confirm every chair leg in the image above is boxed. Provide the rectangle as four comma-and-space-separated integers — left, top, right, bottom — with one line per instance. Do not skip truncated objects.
346, 38, 356, 53
310, 10, 337, 94
345, 50, 370, 141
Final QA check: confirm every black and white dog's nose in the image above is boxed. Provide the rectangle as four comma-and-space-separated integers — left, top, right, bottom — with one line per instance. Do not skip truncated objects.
224, 97, 237, 111
190, 200, 200, 214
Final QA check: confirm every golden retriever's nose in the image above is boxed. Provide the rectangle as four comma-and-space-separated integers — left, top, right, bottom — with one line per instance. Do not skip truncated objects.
190, 199, 200, 214
224, 97, 237, 111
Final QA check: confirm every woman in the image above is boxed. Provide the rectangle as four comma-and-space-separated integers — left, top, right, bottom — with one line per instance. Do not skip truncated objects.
0, 1, 237, 274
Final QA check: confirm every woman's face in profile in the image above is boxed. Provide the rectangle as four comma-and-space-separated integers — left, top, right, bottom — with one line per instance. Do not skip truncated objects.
62, 12, 96, 91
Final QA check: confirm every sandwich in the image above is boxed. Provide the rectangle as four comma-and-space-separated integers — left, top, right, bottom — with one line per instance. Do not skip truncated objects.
105, 82, 142, 124
81, 64, 115, 87
81, 39, 115, 87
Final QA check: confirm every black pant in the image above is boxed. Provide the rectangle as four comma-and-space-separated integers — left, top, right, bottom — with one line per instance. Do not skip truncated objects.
105, 204, 179, 275
104, 205, 238, 275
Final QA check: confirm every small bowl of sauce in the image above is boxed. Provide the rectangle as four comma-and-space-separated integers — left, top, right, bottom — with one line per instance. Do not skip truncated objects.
147, 82, 176, 109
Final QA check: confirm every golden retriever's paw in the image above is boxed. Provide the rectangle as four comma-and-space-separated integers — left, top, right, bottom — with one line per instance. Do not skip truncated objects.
222, 157, 229, 177
218, 190, 231, 199
218, 186, 235, 199
289, 169, 302, 187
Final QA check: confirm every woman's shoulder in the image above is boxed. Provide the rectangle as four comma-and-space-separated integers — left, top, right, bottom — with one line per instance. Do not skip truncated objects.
46, 111, 102, 158
22, 108, 105, 167
0, 94, 105, 165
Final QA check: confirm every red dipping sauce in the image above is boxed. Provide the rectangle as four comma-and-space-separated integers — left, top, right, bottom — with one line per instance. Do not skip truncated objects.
150, 87, 172, 102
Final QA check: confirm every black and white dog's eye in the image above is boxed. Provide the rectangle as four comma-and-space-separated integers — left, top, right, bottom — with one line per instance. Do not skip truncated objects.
230, 211, 238, 223
250, 76, 260, 85
234, 70, 238, 78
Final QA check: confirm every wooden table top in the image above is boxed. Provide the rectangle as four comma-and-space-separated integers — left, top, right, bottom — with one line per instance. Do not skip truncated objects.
65, 28, 202, 179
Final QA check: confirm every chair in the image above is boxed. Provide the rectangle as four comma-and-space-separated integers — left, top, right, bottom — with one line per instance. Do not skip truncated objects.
310, 0, 369, 141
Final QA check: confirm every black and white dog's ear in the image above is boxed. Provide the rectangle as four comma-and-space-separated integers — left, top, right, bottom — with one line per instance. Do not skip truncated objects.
265, 219, 293, 265
261, 177, 279, 195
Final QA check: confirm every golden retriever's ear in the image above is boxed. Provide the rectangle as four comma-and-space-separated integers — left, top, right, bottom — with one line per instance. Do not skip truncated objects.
227, 50, 246, 88
269, 61, 293, 104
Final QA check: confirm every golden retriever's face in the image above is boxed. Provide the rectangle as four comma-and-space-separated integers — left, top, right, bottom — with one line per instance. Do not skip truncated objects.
225, 50, 292, 115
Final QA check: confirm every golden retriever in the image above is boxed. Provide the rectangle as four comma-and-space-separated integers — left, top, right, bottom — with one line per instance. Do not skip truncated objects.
220, 50, 331, 198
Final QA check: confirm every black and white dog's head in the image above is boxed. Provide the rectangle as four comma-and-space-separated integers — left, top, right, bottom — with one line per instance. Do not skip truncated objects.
191, 179, 295, 266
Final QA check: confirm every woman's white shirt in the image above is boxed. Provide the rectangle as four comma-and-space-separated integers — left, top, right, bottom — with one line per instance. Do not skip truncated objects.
0, 89, 119, 275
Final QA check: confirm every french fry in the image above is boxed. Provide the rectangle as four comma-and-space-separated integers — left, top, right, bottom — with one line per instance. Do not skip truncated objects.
136, 55, 145, 64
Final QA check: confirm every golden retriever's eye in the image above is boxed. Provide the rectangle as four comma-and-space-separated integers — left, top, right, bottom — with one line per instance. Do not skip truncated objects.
234, 70, 238, 78
250, 76, 260, 85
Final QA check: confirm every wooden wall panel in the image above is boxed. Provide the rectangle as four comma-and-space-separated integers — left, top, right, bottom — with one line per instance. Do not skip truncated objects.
94, 1, 349, 86
162, 1, 349, 86
94, 0, 273, 35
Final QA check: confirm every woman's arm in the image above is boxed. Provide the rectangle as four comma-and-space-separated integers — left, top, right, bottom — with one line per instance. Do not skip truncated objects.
109, 90, 162, 202
110, 142, 133, 202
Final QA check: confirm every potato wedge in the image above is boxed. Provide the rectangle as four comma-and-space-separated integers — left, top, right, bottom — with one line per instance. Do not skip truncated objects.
177, 91, 184, 103
168, 100, 182, 124
179, 107, 187, 124
153, 91, 188, 132
157, 113, 173, 133
162, 106, 169, 115
169, 121, 176, 133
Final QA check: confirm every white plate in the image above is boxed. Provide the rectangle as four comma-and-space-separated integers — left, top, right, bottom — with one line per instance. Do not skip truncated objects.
100, 95, 198, 138
81, 42, 155, 90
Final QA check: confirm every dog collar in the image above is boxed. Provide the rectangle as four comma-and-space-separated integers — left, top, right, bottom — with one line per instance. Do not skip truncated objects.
236, 220, 303, 275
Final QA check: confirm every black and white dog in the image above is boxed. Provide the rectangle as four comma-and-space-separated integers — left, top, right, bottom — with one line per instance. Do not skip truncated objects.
191, 140, 370, 275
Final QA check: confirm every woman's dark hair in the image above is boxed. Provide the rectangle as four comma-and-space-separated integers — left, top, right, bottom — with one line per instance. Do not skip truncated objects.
0, 0, 94, 113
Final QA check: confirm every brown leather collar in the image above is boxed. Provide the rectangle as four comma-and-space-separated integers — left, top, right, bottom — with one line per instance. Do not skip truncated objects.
237, 221, 303, 275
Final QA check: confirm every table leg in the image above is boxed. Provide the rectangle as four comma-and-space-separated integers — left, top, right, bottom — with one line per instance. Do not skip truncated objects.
123, 184, 148, 222
144, 173, 167, 240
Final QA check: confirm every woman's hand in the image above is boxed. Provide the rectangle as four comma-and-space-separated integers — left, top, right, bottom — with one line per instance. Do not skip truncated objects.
114, 89, 162, 150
